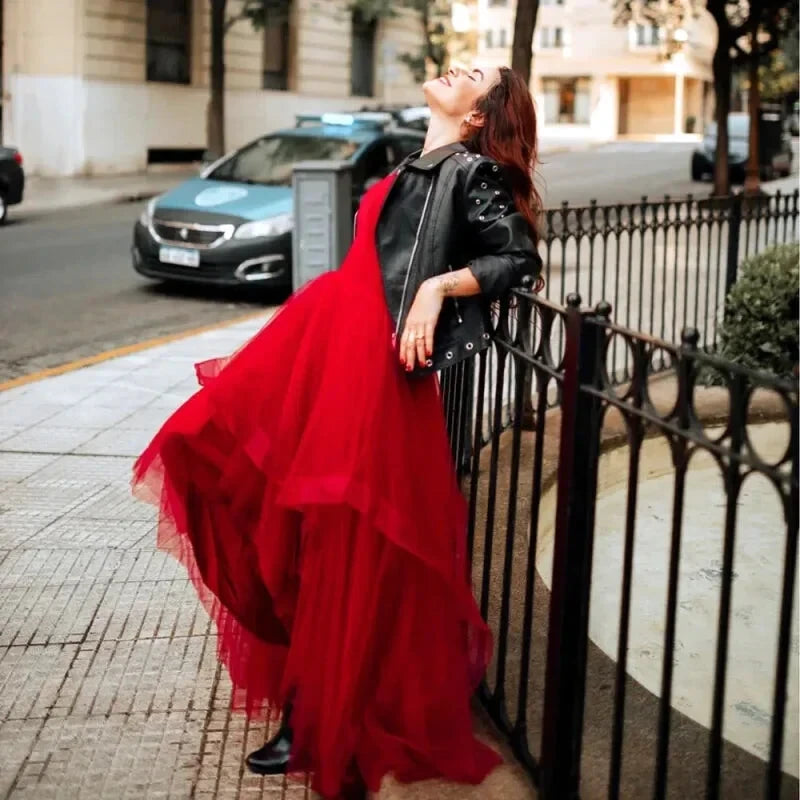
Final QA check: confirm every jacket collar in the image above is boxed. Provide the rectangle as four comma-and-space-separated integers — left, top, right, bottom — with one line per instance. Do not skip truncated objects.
401, 141, 469, 172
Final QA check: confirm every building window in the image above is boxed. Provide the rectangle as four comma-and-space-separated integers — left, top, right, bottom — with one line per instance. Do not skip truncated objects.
498, 29, 507, 48
542, 77, 590, 124
485, 29, 494, 49
540, 27, 564, 48
351, 10, 376, 97
263, 8, 290, 90
635, 24, 661, 46
146, 0, 191, 84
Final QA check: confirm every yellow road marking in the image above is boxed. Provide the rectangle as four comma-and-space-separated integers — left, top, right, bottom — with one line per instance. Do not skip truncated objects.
0, 309, 270, 393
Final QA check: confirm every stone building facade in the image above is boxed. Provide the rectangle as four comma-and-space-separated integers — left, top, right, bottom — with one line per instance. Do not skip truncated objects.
1, 0, 424, 176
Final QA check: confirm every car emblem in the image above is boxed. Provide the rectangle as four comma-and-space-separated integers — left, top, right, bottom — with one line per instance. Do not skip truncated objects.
179, 228, 189, 240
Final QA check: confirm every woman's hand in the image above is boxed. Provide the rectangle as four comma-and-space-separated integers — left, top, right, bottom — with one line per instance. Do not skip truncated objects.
398, 280, 445, 370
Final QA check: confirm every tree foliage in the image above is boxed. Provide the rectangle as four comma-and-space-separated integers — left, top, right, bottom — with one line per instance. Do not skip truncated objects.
225, 0, 290, 31
350, 0, 452, 81
742, 31, 800, 101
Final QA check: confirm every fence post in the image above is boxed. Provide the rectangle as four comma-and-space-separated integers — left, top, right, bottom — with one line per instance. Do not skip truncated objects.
724, 192, 743, 306
518, 278, 536, 429
539, 294, 605, 800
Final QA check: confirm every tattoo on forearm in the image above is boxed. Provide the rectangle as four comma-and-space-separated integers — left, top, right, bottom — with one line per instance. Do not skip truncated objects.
435, 274, 460, 295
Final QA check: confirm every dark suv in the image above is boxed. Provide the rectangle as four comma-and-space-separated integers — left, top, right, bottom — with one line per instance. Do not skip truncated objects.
691, 110, 793, 183
0, 146, 25, 224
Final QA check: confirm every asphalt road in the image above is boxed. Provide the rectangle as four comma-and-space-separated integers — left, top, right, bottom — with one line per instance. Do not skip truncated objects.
0, 142, 793, 383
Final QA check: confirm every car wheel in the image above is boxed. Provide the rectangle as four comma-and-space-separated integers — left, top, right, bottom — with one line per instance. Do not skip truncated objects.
0, 191, 7, 225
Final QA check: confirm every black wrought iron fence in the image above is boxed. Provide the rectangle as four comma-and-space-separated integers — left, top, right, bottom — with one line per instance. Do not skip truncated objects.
461, 189, 800, 467
538, 189, 799, 382
443, 289, 798, 800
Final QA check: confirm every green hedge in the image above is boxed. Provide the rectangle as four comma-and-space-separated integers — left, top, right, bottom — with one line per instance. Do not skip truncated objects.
717, 243, 799, 379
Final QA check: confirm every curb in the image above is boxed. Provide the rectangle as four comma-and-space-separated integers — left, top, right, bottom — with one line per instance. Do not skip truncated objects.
0, 308, 272, 393
17, 188, 165, 219
539, 141, 607, 157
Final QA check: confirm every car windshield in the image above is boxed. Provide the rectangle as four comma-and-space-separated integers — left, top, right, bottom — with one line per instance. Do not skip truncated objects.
706, 116, 749, 139
208, 134, 361, 186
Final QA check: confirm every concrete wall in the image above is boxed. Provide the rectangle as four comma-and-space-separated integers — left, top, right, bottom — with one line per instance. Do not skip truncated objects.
3, 0, 424, 176
2, 0, 87, 173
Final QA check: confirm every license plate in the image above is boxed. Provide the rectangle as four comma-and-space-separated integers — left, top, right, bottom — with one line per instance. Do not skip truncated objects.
159, 246, 200, 268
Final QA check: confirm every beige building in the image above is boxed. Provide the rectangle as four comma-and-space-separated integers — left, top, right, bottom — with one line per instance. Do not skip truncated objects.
0, 0, 424, 176
476, 0, 715, 141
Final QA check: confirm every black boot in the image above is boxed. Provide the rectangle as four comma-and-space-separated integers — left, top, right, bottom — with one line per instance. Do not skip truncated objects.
246, 705, 292, 775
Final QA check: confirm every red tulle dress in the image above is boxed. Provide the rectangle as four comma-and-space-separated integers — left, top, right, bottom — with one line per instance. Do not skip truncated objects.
132, 175, 501, 797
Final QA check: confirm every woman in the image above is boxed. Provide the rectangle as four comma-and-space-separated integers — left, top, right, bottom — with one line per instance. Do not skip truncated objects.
132, 65, 542, 798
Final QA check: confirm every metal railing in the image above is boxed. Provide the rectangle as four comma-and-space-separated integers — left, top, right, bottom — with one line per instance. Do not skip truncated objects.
443, 290, 798, 799
453, 188, 800, 468
538, 189, 799, 380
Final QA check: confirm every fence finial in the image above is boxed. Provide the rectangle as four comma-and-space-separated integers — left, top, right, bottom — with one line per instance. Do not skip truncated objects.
566, 293, 582, 308
595, 301, 612, 319
681, 327, 700, 349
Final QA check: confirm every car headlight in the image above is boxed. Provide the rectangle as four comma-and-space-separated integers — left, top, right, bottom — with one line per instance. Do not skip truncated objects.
139, 197, 158, 226
234, 213, 293, 240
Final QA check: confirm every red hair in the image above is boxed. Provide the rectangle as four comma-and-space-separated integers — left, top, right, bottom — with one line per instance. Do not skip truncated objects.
463, 67, 543, 290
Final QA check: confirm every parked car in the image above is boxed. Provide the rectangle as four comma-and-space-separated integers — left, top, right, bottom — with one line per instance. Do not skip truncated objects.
132, 113, 424, 289
356, 104, 431, 132
691, 110, 793, 183
0, 146, 25, 224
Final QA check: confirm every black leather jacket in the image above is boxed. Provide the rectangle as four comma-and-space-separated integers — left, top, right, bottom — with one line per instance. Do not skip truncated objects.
370, 142, 542, 375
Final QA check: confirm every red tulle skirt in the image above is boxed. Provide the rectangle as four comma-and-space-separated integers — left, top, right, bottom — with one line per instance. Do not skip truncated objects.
132, 175, 501, 797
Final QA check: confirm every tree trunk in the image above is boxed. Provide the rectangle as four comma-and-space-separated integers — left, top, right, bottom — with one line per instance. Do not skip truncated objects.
744, 13, 761, 195
208, 0, 227, 160
708, 1, 732, 197
511, 0, 539, 86
422, 3, 440, 78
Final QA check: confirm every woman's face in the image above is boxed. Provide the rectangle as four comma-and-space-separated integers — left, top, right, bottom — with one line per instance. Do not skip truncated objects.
423, 66, 501, 120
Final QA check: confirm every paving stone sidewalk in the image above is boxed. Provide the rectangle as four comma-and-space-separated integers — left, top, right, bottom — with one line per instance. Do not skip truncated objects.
0, 310, 536, 800
0, 313, 322, 800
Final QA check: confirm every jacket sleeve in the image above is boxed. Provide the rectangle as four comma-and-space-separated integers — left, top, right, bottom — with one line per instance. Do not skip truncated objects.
462, 157, 542, 298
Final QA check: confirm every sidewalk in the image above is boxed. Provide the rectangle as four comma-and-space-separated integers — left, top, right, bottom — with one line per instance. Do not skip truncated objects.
765, 171, 800, 194
18, 169, 196, 217
0, 315, 534, 800
538, 133, 606, 155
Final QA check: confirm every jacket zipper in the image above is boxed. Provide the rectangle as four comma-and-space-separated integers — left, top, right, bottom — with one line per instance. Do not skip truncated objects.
394, 180, 435, 341
447, 264, 464, 324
